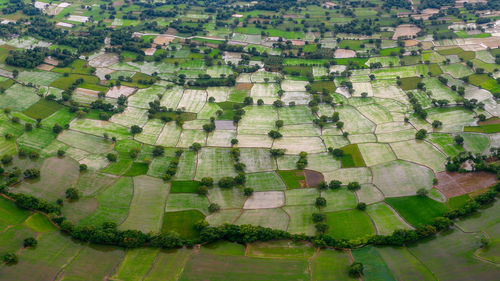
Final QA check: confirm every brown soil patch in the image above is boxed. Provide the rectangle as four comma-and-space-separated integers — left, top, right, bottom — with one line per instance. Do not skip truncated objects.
44, 57, 59, 66
37, 64, 54, 71
154, 35, 175, 46
75, 88, 99, 96
435, 171, 497, 198
165, 28, 178, 36
393, 24, 421, 40
112, 1, 124, 7
404, 39, 419, 47
334, 49, 356, 58
291, 40, 305, 46
479, 117, 500, 126
106, 86, 137, 98
305, 169, 324, 188
236, 83, 253, 90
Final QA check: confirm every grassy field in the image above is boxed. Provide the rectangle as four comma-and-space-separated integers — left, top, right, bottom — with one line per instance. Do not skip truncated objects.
162, 210, 205, 239
385, 196, 449, 227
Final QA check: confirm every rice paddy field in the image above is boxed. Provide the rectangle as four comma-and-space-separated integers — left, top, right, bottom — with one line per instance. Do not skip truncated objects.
0, 0, 500, 279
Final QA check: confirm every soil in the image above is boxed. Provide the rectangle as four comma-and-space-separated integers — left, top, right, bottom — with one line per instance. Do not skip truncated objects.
304, 169, 324, 188
392, 24, 421, 40
435, 171, 497, 198
334, 49, 356, 58
37, 64, 54, 71
236, 83, 253, 90
479, 117, 500, 126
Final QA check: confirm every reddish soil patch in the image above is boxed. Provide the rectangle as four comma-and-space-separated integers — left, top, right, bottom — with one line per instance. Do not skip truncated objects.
112, 1, 124, 7
435, 171, 497, 198
165, 28, 178, 36
236, 83, 253, 90
37, 64, 54, 71
305, 170, 324, 188
479, 117, 500, 125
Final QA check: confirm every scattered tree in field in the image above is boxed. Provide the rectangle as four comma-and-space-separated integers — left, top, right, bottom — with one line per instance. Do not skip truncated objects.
218, 177, 235, 188
347, 182, 361, 191
208, 203, 220, 213
356, 202, 367, 210
52, 123, 63, 134
23, 237, 37, 248
201, 177, 214, 186
106, 153, 117, 162
275, 120, 284, 128
454, 135, 464, 145
417, 188, 428, 197
190, 142, 202, 151
23, 168, 40, 179
196, 186, 208, 195
312, 213, 326, 223
268, 130, 283, 139
152, 146, 164, 157
130, 125, 143, 135
2, 253, 17, 265
349, 262, 364, 277
315, 196, 327, 207
318, 181, 328, 190
79, 164, 88, 172
243, 187, 254, 196
315, 223, 328, 233
329, 180, 342, 189
432, 120, 442, 128
65, 188, 79, 200
415, 129, 427, 140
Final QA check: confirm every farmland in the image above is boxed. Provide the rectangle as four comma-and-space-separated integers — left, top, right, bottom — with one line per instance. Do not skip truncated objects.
0, 0, 499, 279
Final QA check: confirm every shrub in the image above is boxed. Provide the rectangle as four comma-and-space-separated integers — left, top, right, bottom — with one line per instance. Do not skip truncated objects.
65, 188, 79, 200
218, 177, 235, 188
2, 253, 17, 265
208, 203, 220, 213
196, 186, 208, 195
130, 125, 142, 134
201, 177, 214, 186
349, 262, 364, 277
23, 237, 37, 247
347, 182, 361, 191
416, 188, 428, 197
312, 213, 326, 223
106, 153, 117, 162
356, 202, 366, 210
329, 180, 342, 189
315, 197, 327, 207
243, 187, 254, 196
79, 164, 88, 171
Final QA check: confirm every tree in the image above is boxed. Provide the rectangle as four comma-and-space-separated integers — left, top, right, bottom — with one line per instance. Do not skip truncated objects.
106, 153, 117, 162
432, 120, 442, 129
349, 262, 364, 277
2, 253, 17, 265
23, 168, 40, 179
356, 202, 367, 210
243, 187, 254, 196
315, 223, 328, 233
52, 123, 63, 134
329, 180, 342, 189
152, 146, 164, 157
312, 213, 326, 223
79, 164, 88, 171
415, 129, 427, 140
65, 188, 79, 200
218, 177, 235, 188
23, 237, 37, 248
454, 135, 464, 145
332, 148, 344, 157
196, 186, 208, 195
130, 125, 142, 135
201, 177, 214, 186
315, 197, 327, 208
347, 182, 361, 191
318, 181, 328, 190
275, 120, 284, 128
416, 188, 428, 197
190, 142, 202, 151
268, 130, 283, 139
208, 203, 220, 213
57, 149, 65, 157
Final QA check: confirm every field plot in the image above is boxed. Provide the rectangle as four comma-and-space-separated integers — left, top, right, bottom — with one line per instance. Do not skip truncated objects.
80, 177, 133, 226
143, 248, 192, 281
325, 210, 375, 240
435, 171, 497, 198
281, 79, 308, 92
206, 87, 230, 102
422, 78, 459, 102
119, 176, 170, 233
110, 106, 148, 127
112, 248, 159, 281
371, 66, 417, 79
176, 130, 206, 147
24, 99, 62, 120
128, 86, 164, 109
312, 66, 329, 77
386, 196, 448, 227
206, 209, 241, 225
250, 83, 278, 104
0, 84, 39, 111
177, 89, 207, 113
376, 247, 436, 281
278, 106, 314, 125
59, 245, 124, 281
208, 186, 246, 209
409, 229, 500, 281
356, 183, 384, 204
134, 119, 164, 144
282, 205, 317, 235
159, 86, 184, 108
175, 150, 197, 180
312, 249, 357, 281
358, 143, 396, 166
15, 157, 79, 201
366, 203, 411, 235
166, 193, 210, 214
17, 128, 56, 152
251, 70, 282, 83
236, 208, 288, 230
372, 160, 434, 197
247, 240, 314, 259
336, 105, 376, 134
273, 136, 325, 154
239, 148, 276, 173
461, 132, 490, 154
246, 172, 286, 192
306, 153, 340, 173
238, 105, 277, 134
195, 147, 237, 180
206, 130, 235, 147
155, 122, 181, 147
427, 133, 465, 157
243, 191, 285, 209
0, 232, 83, 281
323, 167, 372, 184
320, 188, 356, 212
352, 246, 396, 281
162, 210, 205, 239
422, 51, 445, 63
440, 63, 473, 78
352, 82, 374, 97
198, 102, 222, 120
390, 140, 446, 172
58, 130, 113, 153
285, 188, 319, 206
366, 56, 400, 67
17, 70, 61, 86
70, 118, 131, 140
281, 124, 320, 137
180, 252, 309, 281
